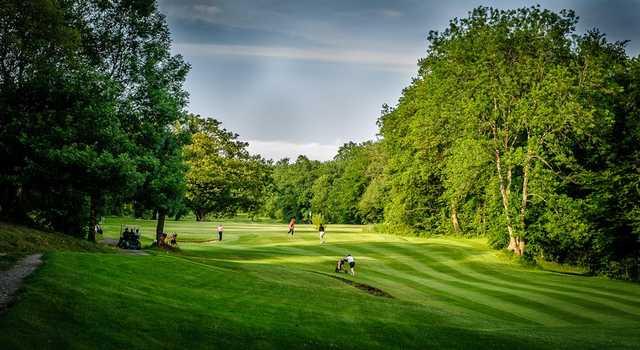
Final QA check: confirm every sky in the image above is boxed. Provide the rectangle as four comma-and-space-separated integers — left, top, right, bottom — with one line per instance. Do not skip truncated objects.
158, 0, 640, 161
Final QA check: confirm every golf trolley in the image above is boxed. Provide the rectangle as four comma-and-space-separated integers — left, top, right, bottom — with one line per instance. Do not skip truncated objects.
117, 225, 142, 250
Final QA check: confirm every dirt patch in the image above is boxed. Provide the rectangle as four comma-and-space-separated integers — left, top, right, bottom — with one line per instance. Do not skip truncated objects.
311, 271, 394, 298
0, 254, 43, 313
100, 238, 119, 246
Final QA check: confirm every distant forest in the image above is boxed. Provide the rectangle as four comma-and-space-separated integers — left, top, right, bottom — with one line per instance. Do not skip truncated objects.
1, 3, 638, 278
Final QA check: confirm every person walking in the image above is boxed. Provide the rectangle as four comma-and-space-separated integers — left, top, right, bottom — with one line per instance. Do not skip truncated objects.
345, 254, 356, 276
319, 224, 326, 244
217, 224, 224, 241
287, 217, 296, 238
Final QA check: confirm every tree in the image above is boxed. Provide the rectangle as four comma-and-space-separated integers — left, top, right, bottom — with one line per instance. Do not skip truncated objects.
267, 156, 321, 222
358, 142, 388, 224
326, 142, 374, 224
0, 0, 190, 241
378, 5, 640, 275
184, 115, 271, 220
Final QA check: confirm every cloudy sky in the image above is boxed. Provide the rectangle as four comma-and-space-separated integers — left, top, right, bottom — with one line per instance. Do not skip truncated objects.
158, 0, 640, 161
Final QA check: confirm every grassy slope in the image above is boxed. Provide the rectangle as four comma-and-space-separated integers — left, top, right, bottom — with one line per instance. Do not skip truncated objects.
1, 217, 639, 349
0, 222, 103, 270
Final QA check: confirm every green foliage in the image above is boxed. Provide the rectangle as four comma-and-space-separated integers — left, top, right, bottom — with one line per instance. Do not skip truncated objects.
378, 5, 640, 274
0, 0, 190, 239
183, 115, 272, 220
265, 142, 386, 224
265, 156, 321, 222
311, 213, 326, 230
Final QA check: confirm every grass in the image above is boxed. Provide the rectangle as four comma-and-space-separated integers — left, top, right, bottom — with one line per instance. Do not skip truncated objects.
1, 217, 640, 349
0, 222, 104, 270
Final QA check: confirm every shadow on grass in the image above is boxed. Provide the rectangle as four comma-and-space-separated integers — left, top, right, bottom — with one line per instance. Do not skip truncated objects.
308, 270, 394, 298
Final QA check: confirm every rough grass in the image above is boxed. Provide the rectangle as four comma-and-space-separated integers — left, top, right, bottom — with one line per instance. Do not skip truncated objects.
1, 217, 639, 349
0, 222, 103, 270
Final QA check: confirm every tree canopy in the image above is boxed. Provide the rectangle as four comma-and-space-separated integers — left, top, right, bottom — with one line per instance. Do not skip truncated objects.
377, 6, 640, 277
183, 115, 271, 221
0, 0, 189, 239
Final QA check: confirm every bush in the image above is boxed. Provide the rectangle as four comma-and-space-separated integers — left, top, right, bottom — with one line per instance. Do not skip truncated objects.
311, 213, 326, 230
487, 229, 509, 249
602, 257, 639, 281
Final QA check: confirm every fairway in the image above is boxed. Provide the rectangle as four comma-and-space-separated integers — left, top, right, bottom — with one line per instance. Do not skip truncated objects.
1, 218, 639, 349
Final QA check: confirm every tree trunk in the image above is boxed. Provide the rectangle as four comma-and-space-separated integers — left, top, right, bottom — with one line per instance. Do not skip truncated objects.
508, 236, 526, 256
495, 147, 516, 245
520, 131, 532, 227
513, 133, 532, 256
88, 194, 97, 242
451, 204, 460, 233
195, 208, 206, 221
156, 208, 166, 244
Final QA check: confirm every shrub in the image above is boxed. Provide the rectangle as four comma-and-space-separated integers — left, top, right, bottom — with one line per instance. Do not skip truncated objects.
311, 213, 326, 230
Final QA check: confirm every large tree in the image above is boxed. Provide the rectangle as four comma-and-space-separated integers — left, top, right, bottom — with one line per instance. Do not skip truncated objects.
379, 6, 639, 272
184, 115, 270, 221
0, 0, 190, 240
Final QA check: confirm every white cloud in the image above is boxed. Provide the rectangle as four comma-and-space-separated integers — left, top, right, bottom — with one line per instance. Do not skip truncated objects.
193, 4, 221, 17
174, 43, 417, 71
246, 140, 339, 162
162, 3, 222, 24
379, 9, 403, 18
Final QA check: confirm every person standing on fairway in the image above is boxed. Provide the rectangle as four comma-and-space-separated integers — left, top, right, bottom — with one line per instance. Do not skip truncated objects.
287, 217, 296, 238
217, 224, 223, 241
319, 224, 326, 243
346, 254, 356, 276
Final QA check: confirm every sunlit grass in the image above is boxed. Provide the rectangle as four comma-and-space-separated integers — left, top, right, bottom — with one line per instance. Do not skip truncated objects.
1, 217, 639, 349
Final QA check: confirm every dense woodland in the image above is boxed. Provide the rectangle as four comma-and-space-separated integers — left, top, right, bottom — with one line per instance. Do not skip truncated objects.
1, 2, 638, 278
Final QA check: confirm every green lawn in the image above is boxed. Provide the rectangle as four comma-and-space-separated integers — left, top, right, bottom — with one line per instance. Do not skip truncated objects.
1, 217, 639, 349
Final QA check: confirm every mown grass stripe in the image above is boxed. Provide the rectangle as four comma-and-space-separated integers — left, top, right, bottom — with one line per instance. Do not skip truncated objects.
313, 244, 547, 325
390, 241, 640, 305
351, 243, 597, 325
427, 243, 640, 306
394, 243, 640, 323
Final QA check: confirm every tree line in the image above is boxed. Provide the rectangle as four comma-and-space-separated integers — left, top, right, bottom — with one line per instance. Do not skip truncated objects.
261, 141, 386, 225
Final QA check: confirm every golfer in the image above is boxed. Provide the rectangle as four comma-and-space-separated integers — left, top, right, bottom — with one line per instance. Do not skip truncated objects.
287, 218, 296, 237
319, 224, 326, 243
217, 224, 223, 241
346, 254, 356, 276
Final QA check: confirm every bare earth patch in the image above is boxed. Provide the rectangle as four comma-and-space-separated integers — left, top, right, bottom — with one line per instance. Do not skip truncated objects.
328, 274, 394, 298
0, 254, 43, 313
309, 271, 394, 298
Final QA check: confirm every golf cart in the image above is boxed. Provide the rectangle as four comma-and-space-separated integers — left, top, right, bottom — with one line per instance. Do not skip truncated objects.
117, 225, 142, 250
